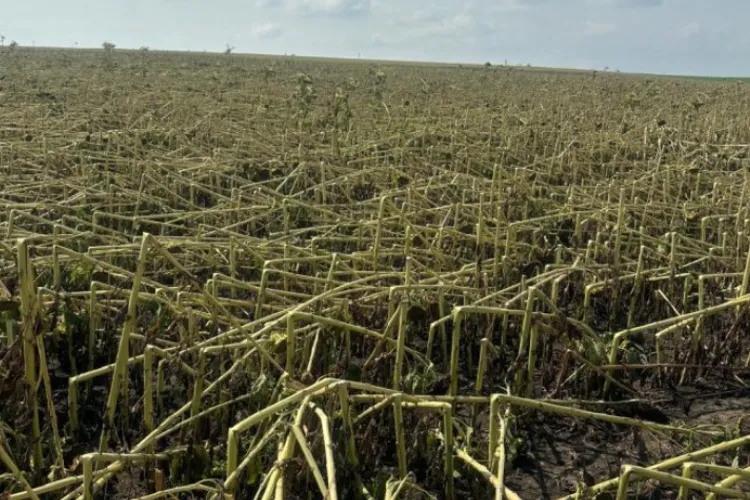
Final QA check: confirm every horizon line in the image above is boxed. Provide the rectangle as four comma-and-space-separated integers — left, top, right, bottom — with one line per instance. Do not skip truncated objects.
7, 43, 749, 81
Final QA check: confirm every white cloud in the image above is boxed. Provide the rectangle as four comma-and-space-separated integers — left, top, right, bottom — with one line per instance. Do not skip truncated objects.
584, 21, 616, 35
485, 0, 548, 11
414, 11, 475, 38
449, 0, 552, 14
288, 0, 373, 15
677, 21, 700, 39
616, 0, 663, 6
252, 22, 283, 39
588, 0, 664, 6
142, 0, 750, 76
389, 2, 498, 42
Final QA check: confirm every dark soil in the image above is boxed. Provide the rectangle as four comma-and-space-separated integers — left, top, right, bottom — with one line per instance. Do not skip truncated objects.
502, 389, 750, 499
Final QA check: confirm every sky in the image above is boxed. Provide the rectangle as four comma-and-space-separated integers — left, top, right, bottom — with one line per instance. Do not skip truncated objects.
1, 0, 749, 77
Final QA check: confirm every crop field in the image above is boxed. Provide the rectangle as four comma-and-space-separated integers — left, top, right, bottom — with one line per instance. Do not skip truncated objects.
2, 46, 750, 499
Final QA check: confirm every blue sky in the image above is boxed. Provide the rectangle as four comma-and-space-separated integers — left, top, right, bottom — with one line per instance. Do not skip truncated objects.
2, 0, 748, 76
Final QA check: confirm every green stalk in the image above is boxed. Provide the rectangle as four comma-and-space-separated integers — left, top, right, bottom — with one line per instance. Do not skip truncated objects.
614, 188, 625, 267
373, 196, 386, 271
5, 317, 14, 347
488, 394, 500, 471
255, 266, 269, 320
494, 412, 508, 500
615, 465, 747, 500
741, 237, 750, 297
449, 308, 463, 397
392, 393, 407, 479
705, 464, 750, 500
337, 385, 359, 467
0, 442, 40, 500
526, 324, 540, 396
393, 300, 408, 390
558, 434, 750, 499
493, 205, 503, 284
99, 234, 150, 452
17, 238, 42, 474
681, 463, 750, 500
475, 338, 489, 395
311, 404, 338, 500
82, 457, 93, 500
443, 404, 454, 499
286, 313, 296, 375
290, 425, 329, 497
36, 337, 64, 473
454, 448, 522, 500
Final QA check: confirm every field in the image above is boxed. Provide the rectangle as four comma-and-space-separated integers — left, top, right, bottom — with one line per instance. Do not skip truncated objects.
2, 46, 750, 499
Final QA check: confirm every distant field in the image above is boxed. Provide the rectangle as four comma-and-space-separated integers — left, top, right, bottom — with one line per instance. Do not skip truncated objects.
24, 44, 750, 79
2, 46, 750, 500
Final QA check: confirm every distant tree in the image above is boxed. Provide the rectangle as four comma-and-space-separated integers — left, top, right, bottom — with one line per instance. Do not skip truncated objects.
0, 35, 5, 47
262, 65, 275, 83
102, 41, 116, 67
293, 72, 316, 120
368, 68, 387, 100
485, 61, 492, 67
9, 40, 18, 50
224, 44, 235, 55
139, 46, 150, 76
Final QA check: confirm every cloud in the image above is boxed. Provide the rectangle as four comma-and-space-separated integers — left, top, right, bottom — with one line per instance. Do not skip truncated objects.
143, 0, 750, 76
382, 4, 473, 41
252, 22, 283, 39
414, 11, 475, 38
616, 0, 663, 6
588, 0, 663, 6
584, 21, 616, 35
482, 0, 551, 12
289, 0, 373, 16
503, 0, 550, 6
677, 21, 700, 39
